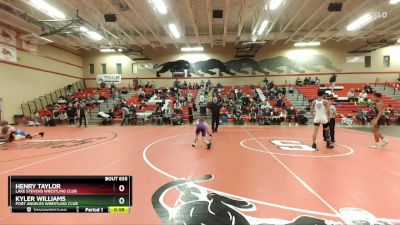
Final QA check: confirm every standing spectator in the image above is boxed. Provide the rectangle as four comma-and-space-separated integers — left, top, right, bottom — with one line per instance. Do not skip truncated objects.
326, 104, 337, 143
174, 100, 182, 114
188, 103, 194, 124
287, 107, 298, 126
66, 103, 77, 126
208, 97, 222, 132
77, 104, 88, 128
329, 74, 337, 92
121, 106, 131, 126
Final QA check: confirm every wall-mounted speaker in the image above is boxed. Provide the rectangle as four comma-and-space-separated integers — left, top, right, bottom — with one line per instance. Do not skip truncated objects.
104, 14, 117, 22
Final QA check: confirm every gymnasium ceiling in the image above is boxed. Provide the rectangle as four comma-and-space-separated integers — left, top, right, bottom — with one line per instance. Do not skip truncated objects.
1, 0, 400, 51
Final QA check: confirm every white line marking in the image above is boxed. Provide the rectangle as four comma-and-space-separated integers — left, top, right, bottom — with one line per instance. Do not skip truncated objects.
0, 127, 158, 175
142, 130, 400, 222
142, 133, 338, 217
240, 137, 354, 158
241, 126, 344, 220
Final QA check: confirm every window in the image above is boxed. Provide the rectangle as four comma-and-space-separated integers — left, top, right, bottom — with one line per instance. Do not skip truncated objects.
101, 64, 107, 74
116, 63, 122, 74
132, 63, 138, 74
89, 64, 94, 74
364, 56, 371, 68
383, 55, 390, 68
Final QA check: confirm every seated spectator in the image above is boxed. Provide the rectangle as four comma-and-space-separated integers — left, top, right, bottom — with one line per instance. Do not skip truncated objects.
174, 101, 182, 114
279, 108, 287, 124
295, 77, 302, 86
248, 108, 257, 124
357, 90, 368, 104
364, 83, 373, 94
385, 105, 394, 125
271, 108, 280, 125
356, 109, 368, 125
315, 77, 320, 85
29, 111, 40, 127
303, 77, 310, 85
53, 108, 61, 124
310, 77, 317, 85
121, 87, 128, 94
60, 111, 68, 122
347, 88, 356, 102
340, 114, 353, 125
233, 107, 243, 125
287, 107, 298, 126
188, 82, 193, 89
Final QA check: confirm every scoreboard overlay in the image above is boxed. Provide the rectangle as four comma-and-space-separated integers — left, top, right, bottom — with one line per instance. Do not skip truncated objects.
8, 176, 132, 213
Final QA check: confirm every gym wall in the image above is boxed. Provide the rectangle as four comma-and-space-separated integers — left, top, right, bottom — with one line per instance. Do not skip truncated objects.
0, 44, 83, 122
83, 40, 400, 87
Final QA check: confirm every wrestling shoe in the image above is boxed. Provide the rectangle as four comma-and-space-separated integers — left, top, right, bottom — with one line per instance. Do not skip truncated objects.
369, 143, 381, 149
326, 141, 334, 149
207, 143, 212, 150
26, 134, 32, 139
39, 132, 44, 137
312, 143, 318, 151
380, 139, 389, 147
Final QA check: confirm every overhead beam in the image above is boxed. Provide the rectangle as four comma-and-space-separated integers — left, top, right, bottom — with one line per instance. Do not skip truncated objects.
223, 0, 230, 47
297, 12, 336, 42
263, 0, 290, 39
235, 0, 250, 44
348, 11, 400, 42
251, 0, 269, 36
83, 0, 146, 48
206, 0, 213, 47
124, 0, 166, 48
284, 0, 329, 44
311, 0, 373, 42
272, 0, 311, 45
184, 0, 200, 45
0, 0, 84, 49
323, 0, 388, 42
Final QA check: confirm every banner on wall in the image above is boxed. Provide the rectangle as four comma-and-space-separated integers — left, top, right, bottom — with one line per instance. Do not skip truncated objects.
0, 43, 17, 62
21, 40, 38, 52
96, 74, 122, 84
0, 26, 17, 46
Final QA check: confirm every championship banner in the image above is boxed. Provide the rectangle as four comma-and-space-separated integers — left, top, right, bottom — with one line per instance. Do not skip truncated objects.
0, 26, 17, 46
96, 74, 122, 84
0, 43, 17, 63
21, 40, 38, 52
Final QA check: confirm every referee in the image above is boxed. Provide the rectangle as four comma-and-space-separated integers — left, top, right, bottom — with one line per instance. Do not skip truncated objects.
208, 97, 222, 133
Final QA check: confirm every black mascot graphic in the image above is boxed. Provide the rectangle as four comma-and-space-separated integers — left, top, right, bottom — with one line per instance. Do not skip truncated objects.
154, 60, 191, 77
225, 58, 269, 75
190, 59, 235, 76
152, 175, 343, 225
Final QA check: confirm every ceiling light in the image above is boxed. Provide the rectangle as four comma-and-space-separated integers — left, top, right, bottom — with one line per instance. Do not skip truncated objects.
100, 48, 115, 53
181, 47, 204, 52
266, 0, 284, 10
389, 0, 400, 5
149, 0, 167, 14
30, 0, 66, 19
257, 20, 269, 35
294, 41, 321, 47
168, 23, 180, 39
397, 38, 400, 43
86, 31, 103, 41
117, 49, 123, 52
79, 26, 89, 32
346, 13, 375, 31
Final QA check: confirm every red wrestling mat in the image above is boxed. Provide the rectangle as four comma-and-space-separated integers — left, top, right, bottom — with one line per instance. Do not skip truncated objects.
0, 125, 399, 225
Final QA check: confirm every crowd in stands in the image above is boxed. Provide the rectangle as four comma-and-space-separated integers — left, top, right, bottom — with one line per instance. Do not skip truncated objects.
24, 76, 399, 127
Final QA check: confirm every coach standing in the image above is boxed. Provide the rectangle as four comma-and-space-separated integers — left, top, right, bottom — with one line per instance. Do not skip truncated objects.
208, 97, 222, 133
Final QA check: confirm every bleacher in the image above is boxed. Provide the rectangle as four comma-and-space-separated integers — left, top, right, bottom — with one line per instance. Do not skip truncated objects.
296, 83, 400, 122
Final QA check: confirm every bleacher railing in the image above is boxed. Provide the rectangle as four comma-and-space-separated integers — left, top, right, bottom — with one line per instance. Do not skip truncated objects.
20, 80, 85, 118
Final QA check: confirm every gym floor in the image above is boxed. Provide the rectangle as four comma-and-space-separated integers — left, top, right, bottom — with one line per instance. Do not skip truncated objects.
0, 125, 399, 225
